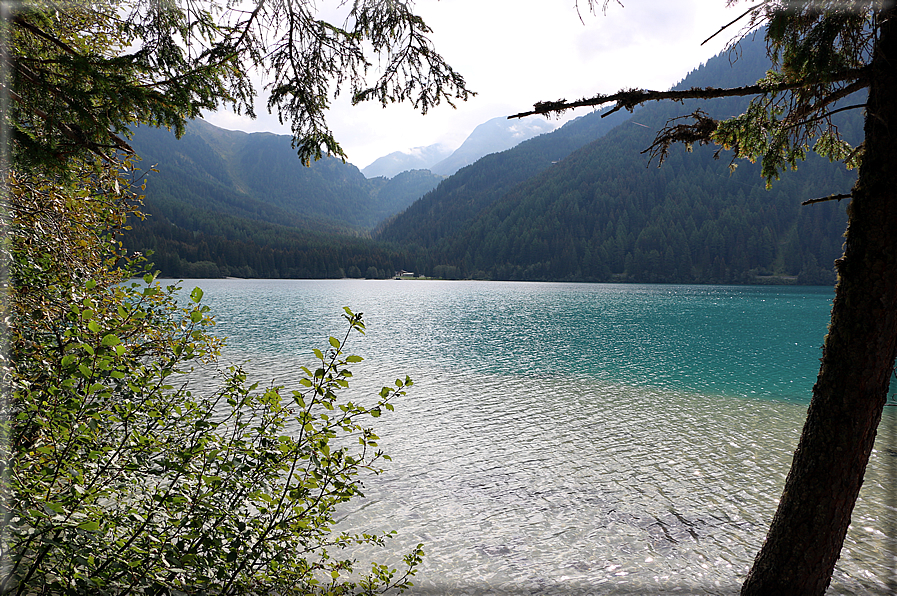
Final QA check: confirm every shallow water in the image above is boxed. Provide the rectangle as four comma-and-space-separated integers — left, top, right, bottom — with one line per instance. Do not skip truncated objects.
178, 279, 896, 595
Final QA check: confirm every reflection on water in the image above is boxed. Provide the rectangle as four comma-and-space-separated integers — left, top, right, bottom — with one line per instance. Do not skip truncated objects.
177, 279, 895, 595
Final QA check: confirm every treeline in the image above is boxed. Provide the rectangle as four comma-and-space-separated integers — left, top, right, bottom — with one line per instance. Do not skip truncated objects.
126, 135, 854, 284
376, 38, 857, 285
124, 205, 418, 279
412, 146, 851, 284
124, 36, 858, 285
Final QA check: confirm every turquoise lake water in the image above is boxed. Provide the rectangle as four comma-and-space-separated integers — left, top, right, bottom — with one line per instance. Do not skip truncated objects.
178, 279, 895, 595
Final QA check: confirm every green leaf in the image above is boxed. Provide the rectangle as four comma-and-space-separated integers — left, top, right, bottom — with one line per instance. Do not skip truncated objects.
101, 333, 120, 347
190, 287, 204, 303
88, 321, 100, 334
329, 336, 341, 349
44, 502, 65, 515
346, 355, 363, 363
78, 520, 101, 532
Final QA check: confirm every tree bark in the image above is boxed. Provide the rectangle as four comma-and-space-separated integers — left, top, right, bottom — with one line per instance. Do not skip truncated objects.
741, 8, 897, 596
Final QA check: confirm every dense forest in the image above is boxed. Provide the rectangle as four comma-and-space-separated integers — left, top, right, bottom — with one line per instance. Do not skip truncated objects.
123, 36, 859, 284
377, 37, 858, 284
123, 120, 442, 277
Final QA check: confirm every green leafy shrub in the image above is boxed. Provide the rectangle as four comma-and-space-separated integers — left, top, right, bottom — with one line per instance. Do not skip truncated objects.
3, 273, 419, 594
2, 161, 421, 595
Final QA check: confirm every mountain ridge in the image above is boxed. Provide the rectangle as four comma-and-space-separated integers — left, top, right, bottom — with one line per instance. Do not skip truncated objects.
123, 34, 858, 284
376, 35, 856, 284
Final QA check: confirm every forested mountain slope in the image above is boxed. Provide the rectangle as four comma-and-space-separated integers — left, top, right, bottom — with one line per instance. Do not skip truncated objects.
382, 36, 858, 284
123, 35, 858, 284
375, 106, 636, 246
128, 119, 442, 230
123, 119, 441, 278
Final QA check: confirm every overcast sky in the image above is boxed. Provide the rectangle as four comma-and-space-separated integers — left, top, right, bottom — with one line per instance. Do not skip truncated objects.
203, 1, 746, 169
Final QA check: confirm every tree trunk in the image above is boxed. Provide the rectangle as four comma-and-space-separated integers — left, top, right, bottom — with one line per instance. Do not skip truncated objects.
741, 8, 897, 596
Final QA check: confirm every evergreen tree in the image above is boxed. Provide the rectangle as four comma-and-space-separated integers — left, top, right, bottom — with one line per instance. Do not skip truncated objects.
517, 2, 895, 594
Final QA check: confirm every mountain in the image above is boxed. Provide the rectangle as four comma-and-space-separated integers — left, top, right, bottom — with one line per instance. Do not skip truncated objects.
123, 34, 860, 285
128, 119, 441, 231
122, 119, 440, 279
375, 105, 641, 249
429, 116, 556, 176
361, 115, 556, 179
378, 35, 859, 285
362, 144, 453, 178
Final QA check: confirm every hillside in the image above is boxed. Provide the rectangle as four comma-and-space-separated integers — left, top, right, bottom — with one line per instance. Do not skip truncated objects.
123, 35, 860, 284
378, 36, 858, 284
128, 119, 442, 231
375, 105, 637, 247
123, 119, 440, 278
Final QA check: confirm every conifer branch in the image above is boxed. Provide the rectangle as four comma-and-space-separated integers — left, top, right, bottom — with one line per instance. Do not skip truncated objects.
9, 89, 134, 159
640, 109, 719, 165
11, 15, 79, 57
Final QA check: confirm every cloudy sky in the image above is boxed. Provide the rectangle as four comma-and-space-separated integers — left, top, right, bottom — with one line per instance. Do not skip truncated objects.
204, 1, 747, 169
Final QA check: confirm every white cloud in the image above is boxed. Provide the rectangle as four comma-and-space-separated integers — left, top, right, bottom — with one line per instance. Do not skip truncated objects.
203, 0, 744, 168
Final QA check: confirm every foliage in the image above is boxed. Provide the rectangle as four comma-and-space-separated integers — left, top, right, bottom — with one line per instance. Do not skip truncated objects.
10, 0, 471, 166
4, 270, 419, 593
3, 149, 421, 594
686, 1, 872, 184
523, 2, 874, 188
4, 0, 453, 593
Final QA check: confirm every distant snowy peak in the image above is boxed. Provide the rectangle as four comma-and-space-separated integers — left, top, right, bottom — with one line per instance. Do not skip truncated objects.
362, 144, 453, 179
362, 115, 557, 179
429, 116, 556, 177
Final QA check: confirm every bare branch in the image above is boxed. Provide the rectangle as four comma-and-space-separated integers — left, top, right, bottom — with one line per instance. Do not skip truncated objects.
701, 1, 770, 47
783, 78, 870, 127
574, 0, 624, 24
784, 102, 866, 130
508, 67, 870, 120
802, 192, 852, 205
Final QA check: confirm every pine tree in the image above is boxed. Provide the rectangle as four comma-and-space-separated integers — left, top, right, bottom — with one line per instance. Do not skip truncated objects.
515, 2, 897, 594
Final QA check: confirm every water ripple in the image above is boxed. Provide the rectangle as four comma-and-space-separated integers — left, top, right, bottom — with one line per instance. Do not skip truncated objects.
175, 279, 893, 595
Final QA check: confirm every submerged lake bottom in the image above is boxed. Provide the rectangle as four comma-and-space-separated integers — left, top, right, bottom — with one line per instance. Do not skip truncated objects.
181, 279, 897, 595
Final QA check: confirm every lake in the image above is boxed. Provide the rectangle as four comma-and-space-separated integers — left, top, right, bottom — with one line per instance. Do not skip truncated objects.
178, 279, 895, 595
